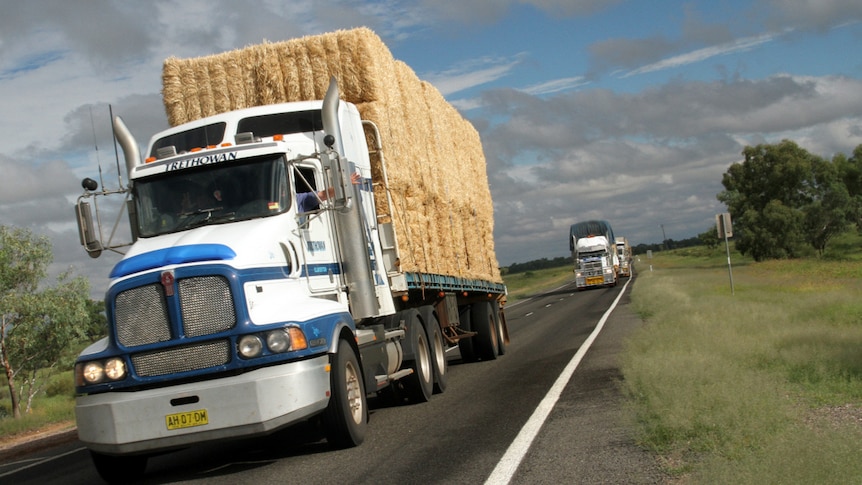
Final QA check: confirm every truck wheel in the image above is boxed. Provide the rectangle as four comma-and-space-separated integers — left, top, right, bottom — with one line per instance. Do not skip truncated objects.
323, 339, 367, 448
493, 303, 507, 356
420, 306, 448, 394
458, 306, 477, 362
402, 316, 433, 403
90, 451, 147, 484
472, 301, 499, 361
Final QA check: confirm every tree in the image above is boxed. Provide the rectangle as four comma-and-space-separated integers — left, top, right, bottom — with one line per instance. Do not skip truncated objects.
833, 144, 862, 229
698, 226, 719, 249
717, 140, 847, 261
83, 299, 108, 342
737, 201, 805, 260
0, 226, 90, 417
802, 157, 854, 256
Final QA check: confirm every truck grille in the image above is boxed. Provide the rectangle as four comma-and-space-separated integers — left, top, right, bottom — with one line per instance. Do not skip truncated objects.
114, 276, 236, 347
115, 284, 170, 347
582, 260, 604, 276
132, 340, 231, 377
178, 276, 236, 337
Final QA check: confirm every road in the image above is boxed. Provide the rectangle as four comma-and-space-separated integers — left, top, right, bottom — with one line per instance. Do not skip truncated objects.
1, 276, 667, 484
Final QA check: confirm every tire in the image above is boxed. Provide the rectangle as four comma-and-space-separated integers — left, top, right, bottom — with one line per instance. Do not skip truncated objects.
420, 306, 448, 394
90, 451, 147, 484
458, 306, 477, 363
493, 302, 507, 356
323, 338, 367, 448
401, 313, 433, 403
471, 301, 499, 361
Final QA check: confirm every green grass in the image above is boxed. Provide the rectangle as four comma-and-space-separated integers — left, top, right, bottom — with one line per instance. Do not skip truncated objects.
623, 237, 862, 483
502, 265, 575, 302
0, 371, 76, 439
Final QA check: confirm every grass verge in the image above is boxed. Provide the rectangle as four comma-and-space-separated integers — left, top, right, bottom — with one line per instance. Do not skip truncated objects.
0, 371, 76, 441
622, 240, 862, 483
503, 265, 575, 302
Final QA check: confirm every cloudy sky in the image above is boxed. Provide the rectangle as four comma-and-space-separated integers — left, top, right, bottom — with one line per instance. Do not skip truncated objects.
2, 0, 861, 298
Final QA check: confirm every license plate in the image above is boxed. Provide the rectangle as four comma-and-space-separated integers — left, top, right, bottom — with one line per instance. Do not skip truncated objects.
165, 409, 209, 430
586, 276, 604, 285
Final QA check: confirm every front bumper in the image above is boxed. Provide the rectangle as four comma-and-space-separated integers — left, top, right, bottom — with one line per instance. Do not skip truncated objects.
76, 355, 330, 455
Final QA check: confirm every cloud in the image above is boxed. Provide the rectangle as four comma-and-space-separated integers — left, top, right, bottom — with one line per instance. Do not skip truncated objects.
417, 0, 623, 23
586, 1, 862, 79
472, 73, 862, 264
0, 50, 66, 80
765, 0, 862, 31
0, 1, 154, 69
422, 53, 528, 96
520, 76, 590, 95
621, 32, 779, 77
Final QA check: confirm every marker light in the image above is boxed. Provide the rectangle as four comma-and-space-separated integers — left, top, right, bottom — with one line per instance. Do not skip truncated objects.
288, 327, 308, 350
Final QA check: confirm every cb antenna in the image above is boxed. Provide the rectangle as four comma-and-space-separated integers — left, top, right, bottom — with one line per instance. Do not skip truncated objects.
89, 106, 106, 192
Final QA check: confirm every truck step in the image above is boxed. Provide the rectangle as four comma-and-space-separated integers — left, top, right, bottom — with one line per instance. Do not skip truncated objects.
376, 368, 413, 388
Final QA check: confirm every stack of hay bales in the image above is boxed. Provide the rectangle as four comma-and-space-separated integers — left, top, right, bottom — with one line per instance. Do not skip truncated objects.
161, 27, 501, 284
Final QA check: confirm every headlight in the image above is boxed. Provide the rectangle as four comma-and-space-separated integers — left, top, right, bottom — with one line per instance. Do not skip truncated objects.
104, 358, 126, 380
77, 358, 128, 386
82, 362, 105, 384
238, 335, 263, 358
266, 329, 291, 353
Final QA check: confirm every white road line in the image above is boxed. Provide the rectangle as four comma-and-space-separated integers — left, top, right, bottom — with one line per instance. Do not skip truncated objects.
0, 446, 87, 479
484, 278, 631, 485
507, 281, 574, 308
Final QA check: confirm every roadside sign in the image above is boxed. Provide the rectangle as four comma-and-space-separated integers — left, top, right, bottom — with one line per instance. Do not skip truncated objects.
716, 213, 732, 238
715, 212, 734, 295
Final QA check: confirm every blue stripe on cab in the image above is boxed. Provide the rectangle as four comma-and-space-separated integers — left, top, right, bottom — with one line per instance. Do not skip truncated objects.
110, 244, 237, 278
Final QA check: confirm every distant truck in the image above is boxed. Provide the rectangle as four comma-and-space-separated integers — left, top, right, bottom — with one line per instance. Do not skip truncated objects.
73, 28, 508, 483
615, 236, 633, 277
570, 220, 618, 289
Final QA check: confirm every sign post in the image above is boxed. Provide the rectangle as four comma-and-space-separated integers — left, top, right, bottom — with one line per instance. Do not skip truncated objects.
716, 213, 734, 295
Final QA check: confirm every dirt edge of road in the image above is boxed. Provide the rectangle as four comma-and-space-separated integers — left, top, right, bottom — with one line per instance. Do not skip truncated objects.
0, 421, 78, 462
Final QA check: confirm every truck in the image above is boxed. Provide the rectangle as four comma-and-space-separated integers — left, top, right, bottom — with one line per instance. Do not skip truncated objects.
73, 28, 508, 483
569, 220, 618, 289
615, 236, 633, 277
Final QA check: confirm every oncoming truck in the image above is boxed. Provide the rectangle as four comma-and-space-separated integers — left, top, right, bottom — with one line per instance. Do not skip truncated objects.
73, 28, 508, 483
615, 236, 633, 277
570, 219, 618, 289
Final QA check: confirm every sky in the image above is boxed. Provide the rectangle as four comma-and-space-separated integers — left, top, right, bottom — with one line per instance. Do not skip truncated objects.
1, 0, 861, 298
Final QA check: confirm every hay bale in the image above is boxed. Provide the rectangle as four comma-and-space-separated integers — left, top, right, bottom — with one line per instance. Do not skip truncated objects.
161, 58, 185, 127
208, 57, 231, 114
161, 27, 501, 283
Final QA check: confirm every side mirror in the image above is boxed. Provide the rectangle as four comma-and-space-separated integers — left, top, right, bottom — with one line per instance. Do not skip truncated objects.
75, 199, 103, 258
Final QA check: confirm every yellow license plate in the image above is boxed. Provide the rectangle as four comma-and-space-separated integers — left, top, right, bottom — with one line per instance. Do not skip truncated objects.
165, 409, 208, 430
586, 276, 604, 285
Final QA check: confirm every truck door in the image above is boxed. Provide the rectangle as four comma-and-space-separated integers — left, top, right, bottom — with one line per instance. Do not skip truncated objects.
292, 163, 341, 295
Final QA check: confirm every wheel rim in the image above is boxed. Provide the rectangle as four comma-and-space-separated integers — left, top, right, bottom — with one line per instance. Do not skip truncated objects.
433, 330, 446, 376
344, 360, 363, 424
487, 307, 498, 350
417, 334, 432, 383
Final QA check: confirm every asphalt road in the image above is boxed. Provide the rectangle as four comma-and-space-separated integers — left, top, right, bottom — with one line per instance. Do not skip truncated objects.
1, 275, 667, 484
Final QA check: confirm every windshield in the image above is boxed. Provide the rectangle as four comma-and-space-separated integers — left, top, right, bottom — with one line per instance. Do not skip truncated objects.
134, 155, 290, 237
